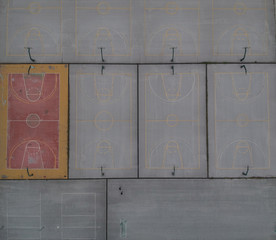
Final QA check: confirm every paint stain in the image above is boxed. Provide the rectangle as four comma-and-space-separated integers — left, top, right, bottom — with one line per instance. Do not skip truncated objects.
120, 219, 127, 238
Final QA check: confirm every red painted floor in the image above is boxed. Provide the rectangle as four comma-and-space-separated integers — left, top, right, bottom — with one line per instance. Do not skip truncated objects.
7, 73, 60, 169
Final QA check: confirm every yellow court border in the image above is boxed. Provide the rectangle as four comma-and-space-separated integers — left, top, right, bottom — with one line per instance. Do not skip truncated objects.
0, 64, 68, 179
144, 0, 200, 57
212, 0, 268, 56
144, 72, 201, 170
6, 0, 63, 57
214, 72, 271, 170
75, 72, 133, 170
75, 0, 132, 57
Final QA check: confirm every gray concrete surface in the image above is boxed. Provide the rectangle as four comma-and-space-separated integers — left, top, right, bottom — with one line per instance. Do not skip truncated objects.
140, 0, 204, 63
138, 0, 276, 62
108, 179, 276, 240
209, 0, 276, 62
0, 180, 106, 240
69, 65, 137, 178
62, 0, 140, 63
0, 0, 275, 237
0, 0, 275, 63
0, 0, 64, 63
139, 65, 207, 177
208, 64, 276, 177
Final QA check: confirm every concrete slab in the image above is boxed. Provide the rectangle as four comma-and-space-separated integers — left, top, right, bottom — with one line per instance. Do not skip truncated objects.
208, 64, 276, 177
0, 180, 106, 240
140, 0, 202, 63
209, 0, 276, 62
69, 65, 137, 178
139, 65, 207, 177
108, 179, 276, 240
62, 0, 140, 63
0, 0, 275, 63
137, 0, 276, 63
0, 0, 64, 63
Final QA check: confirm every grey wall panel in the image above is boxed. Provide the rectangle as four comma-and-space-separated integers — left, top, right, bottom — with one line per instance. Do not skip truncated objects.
62, 0, 140, 63
0, 180, 106, 240
209, 0, 276, 62
0, 0, 275, 63
208, 64, 276, 177
69, 65, 137, 178
139, 65, 207, 178
108, 179, 276, 240
0, 0, 64, 63
136, 0, 276, 63
140, 0, 205, 63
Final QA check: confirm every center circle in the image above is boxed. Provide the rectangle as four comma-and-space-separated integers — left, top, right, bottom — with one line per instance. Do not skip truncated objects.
166, 114, 178, 127
96, 2, 111, 15
26, 113, 40, 128
234, 2, 247, 15
165, 2, 179, 15
236, 113, 249, 127
95, 111, 114, 131
28, 2, 41, 14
